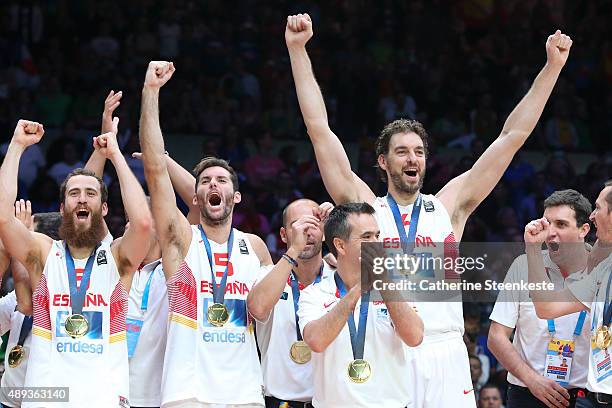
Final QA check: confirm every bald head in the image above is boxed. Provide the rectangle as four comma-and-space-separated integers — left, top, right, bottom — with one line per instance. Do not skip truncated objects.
282, 199, 319, 228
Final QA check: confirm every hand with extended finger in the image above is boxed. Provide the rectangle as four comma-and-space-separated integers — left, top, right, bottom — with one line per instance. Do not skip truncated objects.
526, 372, 570, 408
285, 13, 313, 49
12, 120, 44, 148
314, 201, 333, 224
524, 218, 549, 245
93, 118, 121, 160
546, 30, 573, 68
15, 199, 33, 230
102, 90, 123, 133
144, 61, 175, 89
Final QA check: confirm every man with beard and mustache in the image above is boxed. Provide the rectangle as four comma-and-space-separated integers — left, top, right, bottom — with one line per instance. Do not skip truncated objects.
247, 199, 334, 407
285, 13, 574, 408
527, 181, 612, 407
140, 61, 293, 407
489, 190, 592, 408
0, 119, 152, 407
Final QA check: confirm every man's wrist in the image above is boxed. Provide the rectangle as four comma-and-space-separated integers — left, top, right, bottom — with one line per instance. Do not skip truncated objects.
8, 141, 27, 154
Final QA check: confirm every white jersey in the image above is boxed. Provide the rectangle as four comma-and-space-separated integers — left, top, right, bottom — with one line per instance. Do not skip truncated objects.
490, 251, 591, 389
568, 253, 612, 393
1, 308, 32, 408
256, 261, 335, 402
24, 240, 129, 408
297, 276, 410, 407
373, 194, 463, 339
161, 226, 265, 407
127, 260, 167, 407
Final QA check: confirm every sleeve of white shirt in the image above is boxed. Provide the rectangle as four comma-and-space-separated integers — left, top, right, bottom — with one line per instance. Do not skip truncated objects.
297, 284, 326, 337
568, 266, 599, 310
0, 291, 17, 335
489, 255, 524, 329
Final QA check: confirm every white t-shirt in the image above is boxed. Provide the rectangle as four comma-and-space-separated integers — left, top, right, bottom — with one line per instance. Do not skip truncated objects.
127, 260, 167, 407
0, 291, 17, 336
490, 251, 591, 388
256, 261, 335, 402
297, 275, 410, 408
568, 253, 612, 393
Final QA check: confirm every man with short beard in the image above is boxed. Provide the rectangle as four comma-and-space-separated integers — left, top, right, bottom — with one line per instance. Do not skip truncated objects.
140, 62, 291, 407
0, 119, 152, 408
286, 13, 573, 408
248, 199, 334, 407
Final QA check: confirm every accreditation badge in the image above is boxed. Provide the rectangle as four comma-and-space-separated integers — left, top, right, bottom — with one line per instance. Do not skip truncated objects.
591, 334, 612, 383
126, 316, 144, 358
544, 338, 575, 385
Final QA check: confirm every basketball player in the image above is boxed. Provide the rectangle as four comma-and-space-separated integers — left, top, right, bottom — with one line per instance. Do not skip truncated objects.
0, 119, 152, 407
140, 61, 290, 407
298, 203, 423, 407
1, 208, 61, 408
285, 13, 573, 407
527, 181, 612, 406
489, 190, 592, 408
248, 199, 333, 407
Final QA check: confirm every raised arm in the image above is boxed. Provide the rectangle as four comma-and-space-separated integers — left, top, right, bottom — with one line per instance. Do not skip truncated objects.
441, 31, 573, 233
85, 90, 123, 178
525, 217, 586, 319
0, 121, 52, 286
247, 215, 316, 321
286, 14, 374, 205
94, 120, 152, 285
140, 61, 192, 280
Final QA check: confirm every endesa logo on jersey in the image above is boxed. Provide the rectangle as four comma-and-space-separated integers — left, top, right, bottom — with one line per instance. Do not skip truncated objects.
201, 298, 249, 344
55, 311, 104, 355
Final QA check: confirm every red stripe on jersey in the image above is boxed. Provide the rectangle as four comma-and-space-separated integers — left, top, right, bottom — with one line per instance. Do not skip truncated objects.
109, 281, 128, 335
444, 232, 460, 280
167, 261, 198, 320
33, 274, 52, 330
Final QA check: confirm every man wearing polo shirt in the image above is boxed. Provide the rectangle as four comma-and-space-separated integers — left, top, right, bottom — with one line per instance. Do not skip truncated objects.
248, 199, 334, 408
527, 181, 612, 407
297, 203, 423, 407
489, 190, 593, 408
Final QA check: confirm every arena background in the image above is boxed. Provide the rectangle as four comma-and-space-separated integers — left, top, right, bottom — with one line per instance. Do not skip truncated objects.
0, 0, 610, 404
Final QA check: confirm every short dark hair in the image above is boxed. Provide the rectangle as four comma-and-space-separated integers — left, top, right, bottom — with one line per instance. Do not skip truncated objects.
324, 202, 375, 257
479, 383, 501, 397
33, 212, 62, 240
59, 168, 108, 204
543, 189, 592, 226
605, 180, 612, 213
193, 157, 239, 192
375, 119, 429, 182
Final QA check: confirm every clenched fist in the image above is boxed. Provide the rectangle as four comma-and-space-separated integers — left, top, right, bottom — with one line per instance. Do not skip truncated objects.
546, 30, 573, 68
93, 117, 121, 159
285, 13, 313, 49
12, 120, 44, 148
144, 61, 176, 89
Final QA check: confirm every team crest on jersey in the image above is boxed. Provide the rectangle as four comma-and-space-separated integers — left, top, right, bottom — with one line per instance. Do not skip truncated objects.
424, 200, 435, 212
280, 291, 288, 300
238, 239, 249, 254
119, 396, 129, 408
96, 250, 107, 266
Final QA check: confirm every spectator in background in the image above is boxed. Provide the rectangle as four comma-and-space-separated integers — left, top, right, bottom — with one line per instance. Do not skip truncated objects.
233, 191, 270, 237
470, 354, 484, 400
47, 139, 84, 186
34, 76, 71, 127
479, 384, 504, 408
244, 132, 284, 189
0, 137, 45, 190
545, 101, 579, 150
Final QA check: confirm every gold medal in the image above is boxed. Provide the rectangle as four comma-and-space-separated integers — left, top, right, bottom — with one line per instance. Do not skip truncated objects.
347, 359, 371, 383
207, 303, 229, 327
594, 326, 612, 350
290, 340, 312, 364
64, 314, 89, 338
7, 345, 25, 368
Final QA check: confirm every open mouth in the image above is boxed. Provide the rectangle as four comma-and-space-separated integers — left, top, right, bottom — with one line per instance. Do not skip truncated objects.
75, 208, 90, 220
404, 169, 418, 178
548, 242, 560, 252
208, 192, 222, 207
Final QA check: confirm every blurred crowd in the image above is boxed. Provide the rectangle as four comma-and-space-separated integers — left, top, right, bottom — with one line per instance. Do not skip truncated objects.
0, 1, 610, 405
